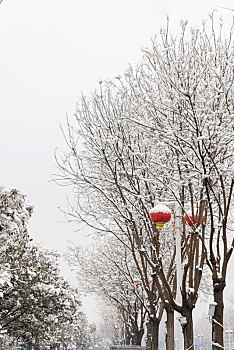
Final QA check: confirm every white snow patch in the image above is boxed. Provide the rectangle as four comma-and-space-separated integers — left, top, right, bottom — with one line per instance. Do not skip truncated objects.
149, 204, 171, 214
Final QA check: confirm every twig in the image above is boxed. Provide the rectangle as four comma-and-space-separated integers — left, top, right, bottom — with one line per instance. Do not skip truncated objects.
217, 6, 234, 12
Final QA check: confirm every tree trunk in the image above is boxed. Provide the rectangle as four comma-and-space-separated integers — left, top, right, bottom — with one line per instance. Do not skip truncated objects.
183, 309, 194, 350
146, 318, 159, 350
132, 329, 144, 345
213, 286, 224, 350
125, 336, 131, 345
34, 339, 40, 350
146, 321, 152, 350
166, 309, 174, 350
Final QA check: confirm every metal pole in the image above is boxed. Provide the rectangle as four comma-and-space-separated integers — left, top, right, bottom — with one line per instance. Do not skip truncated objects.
212, 318, 214, 350
165, 321, 168, 350
174, 204, 184, 350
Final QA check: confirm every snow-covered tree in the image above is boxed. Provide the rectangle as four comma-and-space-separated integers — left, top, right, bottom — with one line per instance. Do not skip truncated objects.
56, 87, 180, 350
57, 14, 234, 350
118, 15, 234, 350
66, 238, 148, 346
97, 302, 125, 348
0, 187, 89, 348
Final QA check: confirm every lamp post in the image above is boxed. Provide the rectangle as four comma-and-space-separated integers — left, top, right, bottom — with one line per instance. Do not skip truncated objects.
149, 203, 184, 350
165, 320, 168, 350
208, 302, 216, 350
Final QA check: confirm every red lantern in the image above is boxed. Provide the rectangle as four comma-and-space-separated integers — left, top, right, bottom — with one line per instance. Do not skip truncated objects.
184, 214, 204, 227
149, 204, 171, 230
131, 280, 141, 290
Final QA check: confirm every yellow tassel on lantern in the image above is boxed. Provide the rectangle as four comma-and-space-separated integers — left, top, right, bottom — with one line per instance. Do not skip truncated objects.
156, 222, 166, 230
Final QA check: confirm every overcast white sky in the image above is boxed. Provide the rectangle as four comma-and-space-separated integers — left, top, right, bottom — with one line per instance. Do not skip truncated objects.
0, 0, 233, 320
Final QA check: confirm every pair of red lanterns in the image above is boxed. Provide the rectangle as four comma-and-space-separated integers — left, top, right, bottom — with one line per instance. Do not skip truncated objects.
149, 204, 204, 230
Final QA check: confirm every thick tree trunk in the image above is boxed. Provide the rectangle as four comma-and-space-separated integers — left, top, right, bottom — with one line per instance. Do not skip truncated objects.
166, 309, 174, 350
146, 318, 159, 350
146, 322, 152, 350
34, 340, 40, 350
213, 286, 224, 350
183, 309, 194, 350
151, 319, 159, 350
132, 329, 144, 345
125, 336, 131, 345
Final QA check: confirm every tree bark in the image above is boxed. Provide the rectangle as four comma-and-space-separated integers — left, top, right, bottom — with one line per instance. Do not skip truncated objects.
146, 318, 159, 350
34, 339, 40, 350
183, 308, 194, 350
132, 329, 144, 345
213, 285, 224, 350
146, 321, 152, 350
125, 336, 131, 345
166, 308, 174, 350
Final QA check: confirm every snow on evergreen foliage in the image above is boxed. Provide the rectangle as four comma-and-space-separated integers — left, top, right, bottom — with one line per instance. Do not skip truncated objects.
0, 187, 32, 234
0, 187, 89, 347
